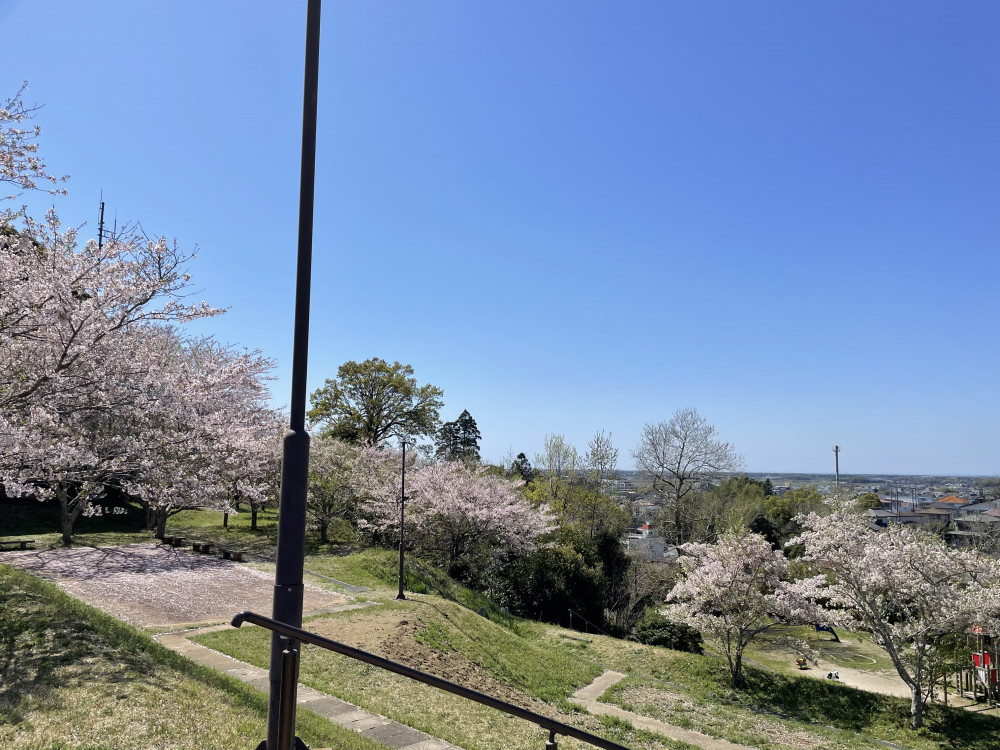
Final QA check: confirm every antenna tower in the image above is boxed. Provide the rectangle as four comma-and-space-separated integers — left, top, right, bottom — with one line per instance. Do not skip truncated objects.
98, 195, 106, 251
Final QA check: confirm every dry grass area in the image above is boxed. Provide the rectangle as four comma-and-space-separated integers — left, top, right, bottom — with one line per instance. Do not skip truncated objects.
3, 543, 345, 627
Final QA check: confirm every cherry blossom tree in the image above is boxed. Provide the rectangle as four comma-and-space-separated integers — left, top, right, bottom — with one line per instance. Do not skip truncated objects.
359, 459, 555, 583
1, 81, 67, 203
122, 334, 277, 538
666, 528, 826, 688
0, 86, 288, 545
220, 414, 283, 531
790, 505, 1000, 728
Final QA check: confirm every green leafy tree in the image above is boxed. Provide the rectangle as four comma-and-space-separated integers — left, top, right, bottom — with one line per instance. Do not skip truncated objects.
435, 409, 481, 463
511, 452, 534, 483
704, 475, 772, 539
499, 545, 606, 627
308, 358, 443, 446
856, 491, 881, 509
631, 609, 704, 653
764, 485, 825, 528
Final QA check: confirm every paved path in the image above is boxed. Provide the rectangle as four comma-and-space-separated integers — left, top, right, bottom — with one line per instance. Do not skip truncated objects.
155, 620, 462, 750
572, 671, 755, 750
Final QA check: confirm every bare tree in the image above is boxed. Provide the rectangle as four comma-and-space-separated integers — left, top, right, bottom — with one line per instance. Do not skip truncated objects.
534, 433, 577, 503
584, 429, 619, 491
633, 407, 743, 544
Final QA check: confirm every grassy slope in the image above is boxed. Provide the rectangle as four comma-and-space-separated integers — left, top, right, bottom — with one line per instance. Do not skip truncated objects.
0, 564, 382, 750
5, 502, 999, 750
202, 548, 1000, 750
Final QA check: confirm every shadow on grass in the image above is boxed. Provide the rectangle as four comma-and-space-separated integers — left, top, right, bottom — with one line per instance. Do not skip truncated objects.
0, 567, 168, 724
739, 663, 1000, 750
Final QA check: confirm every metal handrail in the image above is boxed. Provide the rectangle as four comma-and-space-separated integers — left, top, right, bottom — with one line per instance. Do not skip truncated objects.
232, 611, 631, 750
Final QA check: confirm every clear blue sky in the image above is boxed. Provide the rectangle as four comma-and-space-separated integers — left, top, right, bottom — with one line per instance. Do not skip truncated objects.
5, 1, 999, 475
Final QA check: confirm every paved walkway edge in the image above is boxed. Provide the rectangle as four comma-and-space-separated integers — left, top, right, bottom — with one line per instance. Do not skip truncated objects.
155, 625, 462, 750
572, 671, 755, 750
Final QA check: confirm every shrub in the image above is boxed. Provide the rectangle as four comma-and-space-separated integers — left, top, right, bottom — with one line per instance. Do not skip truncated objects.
630, 608, 703, 653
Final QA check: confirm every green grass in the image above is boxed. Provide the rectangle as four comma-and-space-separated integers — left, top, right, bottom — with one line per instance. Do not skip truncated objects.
584, 632, 1000, 750
300, 546, 524, 630
0, 498, 155, 551
0, 564, 384, 750
0, 503, 355, 557
203, 547, 1000, 750
5, 503, 999, 750
744, 624, 895, 672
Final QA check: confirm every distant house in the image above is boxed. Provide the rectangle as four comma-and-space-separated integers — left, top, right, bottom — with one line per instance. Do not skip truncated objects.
867, 509, 929, 527
914, 507, 953, 525
623, 524, 663, 561
948, 507, 1000, 548
933, 495, 968, 510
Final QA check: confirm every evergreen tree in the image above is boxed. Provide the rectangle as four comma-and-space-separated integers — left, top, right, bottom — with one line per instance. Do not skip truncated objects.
511, 452, 534, 483
435, 409, 481, 463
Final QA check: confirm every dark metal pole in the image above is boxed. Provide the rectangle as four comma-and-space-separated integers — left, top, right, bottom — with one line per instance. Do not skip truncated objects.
265, 1, 322, 748
277, 645, 300, 750
397, 438, 406, 600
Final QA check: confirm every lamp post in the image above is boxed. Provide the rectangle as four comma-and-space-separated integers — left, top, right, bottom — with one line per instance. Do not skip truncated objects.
397, 436, 407, 601
262, 2, 321, 749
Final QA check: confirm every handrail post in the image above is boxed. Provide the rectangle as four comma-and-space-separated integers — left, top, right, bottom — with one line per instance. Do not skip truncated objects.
278, 641, 300, 750
546, 729, 558, 750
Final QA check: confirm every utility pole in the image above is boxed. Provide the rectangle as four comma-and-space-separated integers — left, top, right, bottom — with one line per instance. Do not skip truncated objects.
833, 445, 840, 489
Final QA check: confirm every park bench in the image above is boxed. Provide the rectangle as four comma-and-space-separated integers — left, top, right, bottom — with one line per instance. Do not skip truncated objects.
192, 542, 214, 554
0, 539, 35, 551
221, 548, 244, 562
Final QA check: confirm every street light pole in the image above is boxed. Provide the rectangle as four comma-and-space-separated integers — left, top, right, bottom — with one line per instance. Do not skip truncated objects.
263, 2, 322, 749
397, 437, 407, 601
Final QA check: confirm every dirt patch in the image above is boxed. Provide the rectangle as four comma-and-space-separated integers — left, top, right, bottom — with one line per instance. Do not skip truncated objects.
310, 611, 581, 720
3, 542, 346, 627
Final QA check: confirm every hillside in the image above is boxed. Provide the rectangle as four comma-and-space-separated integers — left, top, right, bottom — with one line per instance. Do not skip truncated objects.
197, 548, 1000, 750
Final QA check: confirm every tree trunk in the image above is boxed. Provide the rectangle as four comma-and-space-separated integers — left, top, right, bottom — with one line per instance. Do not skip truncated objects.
59, 494, 75, 546
319, 518, 329, 543
144, 503, 157, 532
910, 684, 923, 729
57, 485, 85, 546
251, 507, 258, 531
223, 511, 229, 529
155, 508, 168, 539
731, 647, 746, 689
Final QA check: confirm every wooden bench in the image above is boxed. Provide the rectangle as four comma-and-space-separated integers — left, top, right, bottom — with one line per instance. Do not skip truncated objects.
0, 540, 35, 551
192, 542, 214, 554
221, 548, 244, 562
